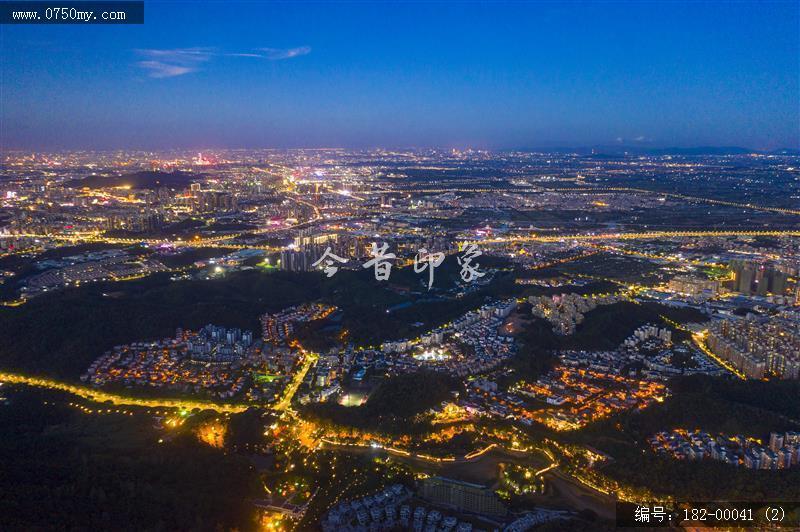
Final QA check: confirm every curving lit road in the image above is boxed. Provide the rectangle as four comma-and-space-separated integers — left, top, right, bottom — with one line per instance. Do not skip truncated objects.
0, 372, 249, 413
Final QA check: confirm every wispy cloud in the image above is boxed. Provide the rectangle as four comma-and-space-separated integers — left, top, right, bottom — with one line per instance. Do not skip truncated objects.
225, 52, 266, 58
615, 135, 652, 144
135, 47, 214, 78
137, 61, 196, 78
257, 46, 312, 60
135, 46, 311, 78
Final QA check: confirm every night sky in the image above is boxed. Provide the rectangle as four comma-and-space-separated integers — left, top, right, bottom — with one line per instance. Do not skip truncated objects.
2, 1, 798, 150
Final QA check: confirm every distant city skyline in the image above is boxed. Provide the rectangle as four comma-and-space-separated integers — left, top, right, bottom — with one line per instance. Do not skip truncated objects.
1, 1, 798, 150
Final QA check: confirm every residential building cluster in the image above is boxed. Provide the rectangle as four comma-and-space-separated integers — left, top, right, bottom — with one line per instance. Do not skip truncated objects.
621, 324, 672, 349
649, 429, 800, 470
185, 324, 254, 363
500, 326, 722, 430
321, 484, 415, 532
502, 509, 573, 532
514, 366, 666, 431
260, 303, 336, 344
401, 300, 517, 376
419, 476, 506, 517
616, 323, 722, 378
560, 343, 724, 383
384, 300, 518, 377
83, 325, 288, 401
638, 344, 726, 380
731, 260, 792, 297
514, 275, 591, 288
464, 377, 526, 421
321, 476, 552, 532
463, 328, 722, 430
23, 252, 166, 295
529, 293, 621, 335
667, 275, 720, 298
706, 315, 800, 379
321, 482, 500, 532
299, 300, 519, 406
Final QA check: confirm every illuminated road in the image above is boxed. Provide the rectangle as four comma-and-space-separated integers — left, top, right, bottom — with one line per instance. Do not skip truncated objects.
287, 192, 322, 218
1, 359, 318, 414
0, 232, 240, 247
6, 228, 799, 255
0, 372, 249, 413
273, 350, 317, 411
691, 331, 747, 380
0, 368, 629, 514
662, 319, 746, 380
0, 232, 283, 254
476, 229, 800, 245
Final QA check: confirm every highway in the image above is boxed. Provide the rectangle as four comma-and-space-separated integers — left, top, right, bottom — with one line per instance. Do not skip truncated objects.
477, 229, 800, 245
4, 228, 799, 251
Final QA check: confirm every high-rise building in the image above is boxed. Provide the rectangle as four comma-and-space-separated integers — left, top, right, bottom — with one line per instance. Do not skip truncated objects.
732, 261, 754, 293
419, 477, 506, 516
706, 317, 800, 379
280, 247, 320, 272
668, 275, 720, 297
770, 432, 785, 451
731, 260, 790, 296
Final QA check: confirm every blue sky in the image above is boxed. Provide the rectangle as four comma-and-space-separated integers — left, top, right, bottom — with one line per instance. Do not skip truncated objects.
1, 1, 798, 150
